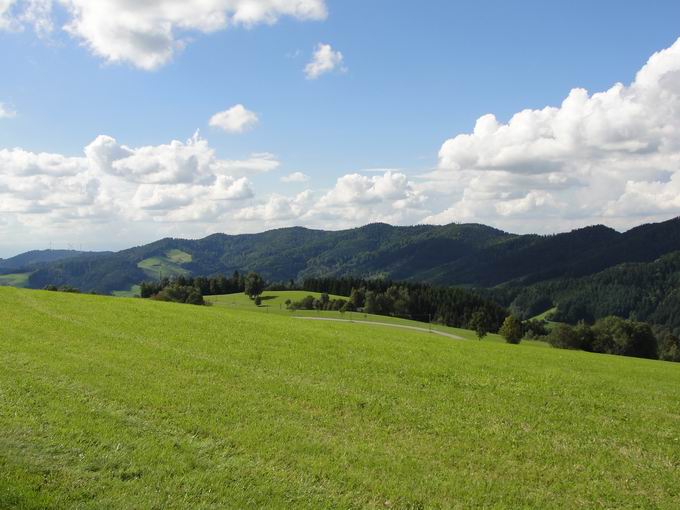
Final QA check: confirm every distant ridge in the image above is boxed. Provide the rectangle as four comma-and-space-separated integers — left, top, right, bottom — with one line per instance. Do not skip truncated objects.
0, 249, 105, 271
5, 216, 679, 296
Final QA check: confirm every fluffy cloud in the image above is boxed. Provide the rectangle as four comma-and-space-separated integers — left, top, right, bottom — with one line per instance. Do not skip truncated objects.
0, 0, 52, 34
86, 133, 219, 185
235, 190, 313, 221
0, 102, 15, 118
209, 104, 259, 134
1, 0, 327, 69
318, 171, 423, 207
215, 152, 280, 176
427, 37, 680, 232
0, 133, 272, 247
280, 171, 309, 183
304, 43, 345, 79
0, 137, 430, 249
238, 171, 427, 228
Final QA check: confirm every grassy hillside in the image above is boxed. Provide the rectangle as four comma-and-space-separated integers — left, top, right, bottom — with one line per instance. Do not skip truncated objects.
207, 291, 526, 345
1, 287, 679, 508
137, 249, 192, 279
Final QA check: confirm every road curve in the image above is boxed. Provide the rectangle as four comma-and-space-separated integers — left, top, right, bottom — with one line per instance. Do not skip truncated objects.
292, 316, 464, 340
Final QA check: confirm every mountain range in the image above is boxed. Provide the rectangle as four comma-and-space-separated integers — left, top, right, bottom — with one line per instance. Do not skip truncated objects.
1, 215, 679, 295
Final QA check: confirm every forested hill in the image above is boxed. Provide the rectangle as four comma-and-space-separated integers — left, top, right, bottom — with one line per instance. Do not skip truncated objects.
500, 251, 680, 335
10, 216, 680, 295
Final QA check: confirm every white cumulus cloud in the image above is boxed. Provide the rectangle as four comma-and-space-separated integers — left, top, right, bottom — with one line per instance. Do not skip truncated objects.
280, 171, 309, 183
235, 190, 313, 222
0, 132, 276, 251
304, 43, 345, 79
1, 0, 328, 69
426, 36, 680, 232
215, 152, 280, 176
209, 104, 259, 134
238, 171, 428, 229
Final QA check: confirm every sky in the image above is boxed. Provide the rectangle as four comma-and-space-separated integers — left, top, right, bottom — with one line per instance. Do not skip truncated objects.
2, 0, 680, 257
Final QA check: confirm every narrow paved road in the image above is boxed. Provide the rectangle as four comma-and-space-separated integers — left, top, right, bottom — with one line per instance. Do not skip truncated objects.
292, 316, 464, 340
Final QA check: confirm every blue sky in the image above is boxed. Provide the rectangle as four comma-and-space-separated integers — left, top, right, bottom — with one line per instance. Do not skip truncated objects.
2, 0, 680, 256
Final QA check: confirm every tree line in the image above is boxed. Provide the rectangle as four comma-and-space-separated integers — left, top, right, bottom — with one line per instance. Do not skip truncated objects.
543, 317, 680, 362
139, 271, 268, 306
140, 272, 246, 300
300, 277, 508, 332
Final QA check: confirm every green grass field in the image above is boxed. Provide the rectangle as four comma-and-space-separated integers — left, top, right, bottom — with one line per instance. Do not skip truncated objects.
1, 287, 679, 508
165, 248, 193, 264
0, 272, 30, 288
137, 249, 192, 279
207, 291, 542, 345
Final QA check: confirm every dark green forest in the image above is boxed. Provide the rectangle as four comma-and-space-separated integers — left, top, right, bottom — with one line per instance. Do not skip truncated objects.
496, 251, 680, 335
9, 217, 680, 294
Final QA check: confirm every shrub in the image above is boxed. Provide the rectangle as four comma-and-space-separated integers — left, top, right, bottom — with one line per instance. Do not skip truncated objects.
152, 284, 204, 306
44, 284, 81, 293
523, 319, 548, 338
499, 315, 522, 344
468, 311, 491, 340
657, 330, 680, 362
547, 324, 581, 350
591, 316, 657, 359
244, 272, 265, 300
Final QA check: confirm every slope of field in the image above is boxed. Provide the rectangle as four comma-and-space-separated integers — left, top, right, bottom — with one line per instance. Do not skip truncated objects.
137, 249, 192, 279
1, 287, 679, 508
207, 291, 524, 345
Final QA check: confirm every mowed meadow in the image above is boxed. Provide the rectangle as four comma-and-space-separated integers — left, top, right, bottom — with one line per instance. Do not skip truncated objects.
1, 287, 679, 509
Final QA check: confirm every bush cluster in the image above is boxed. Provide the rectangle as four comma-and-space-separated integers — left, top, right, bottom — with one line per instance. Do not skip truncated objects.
150, 284, 204, 306
43, 285, 80, 293
287, 293, 351, 312
545, 317, 659, 359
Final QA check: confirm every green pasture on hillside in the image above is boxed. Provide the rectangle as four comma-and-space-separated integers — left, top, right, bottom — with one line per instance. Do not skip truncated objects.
164, 249, 193, 264
207, 291, 538, 345
136, 249, 192, 279
1, 287, 679, 508
0, 272, 30, 288
529, 306, 565, 330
